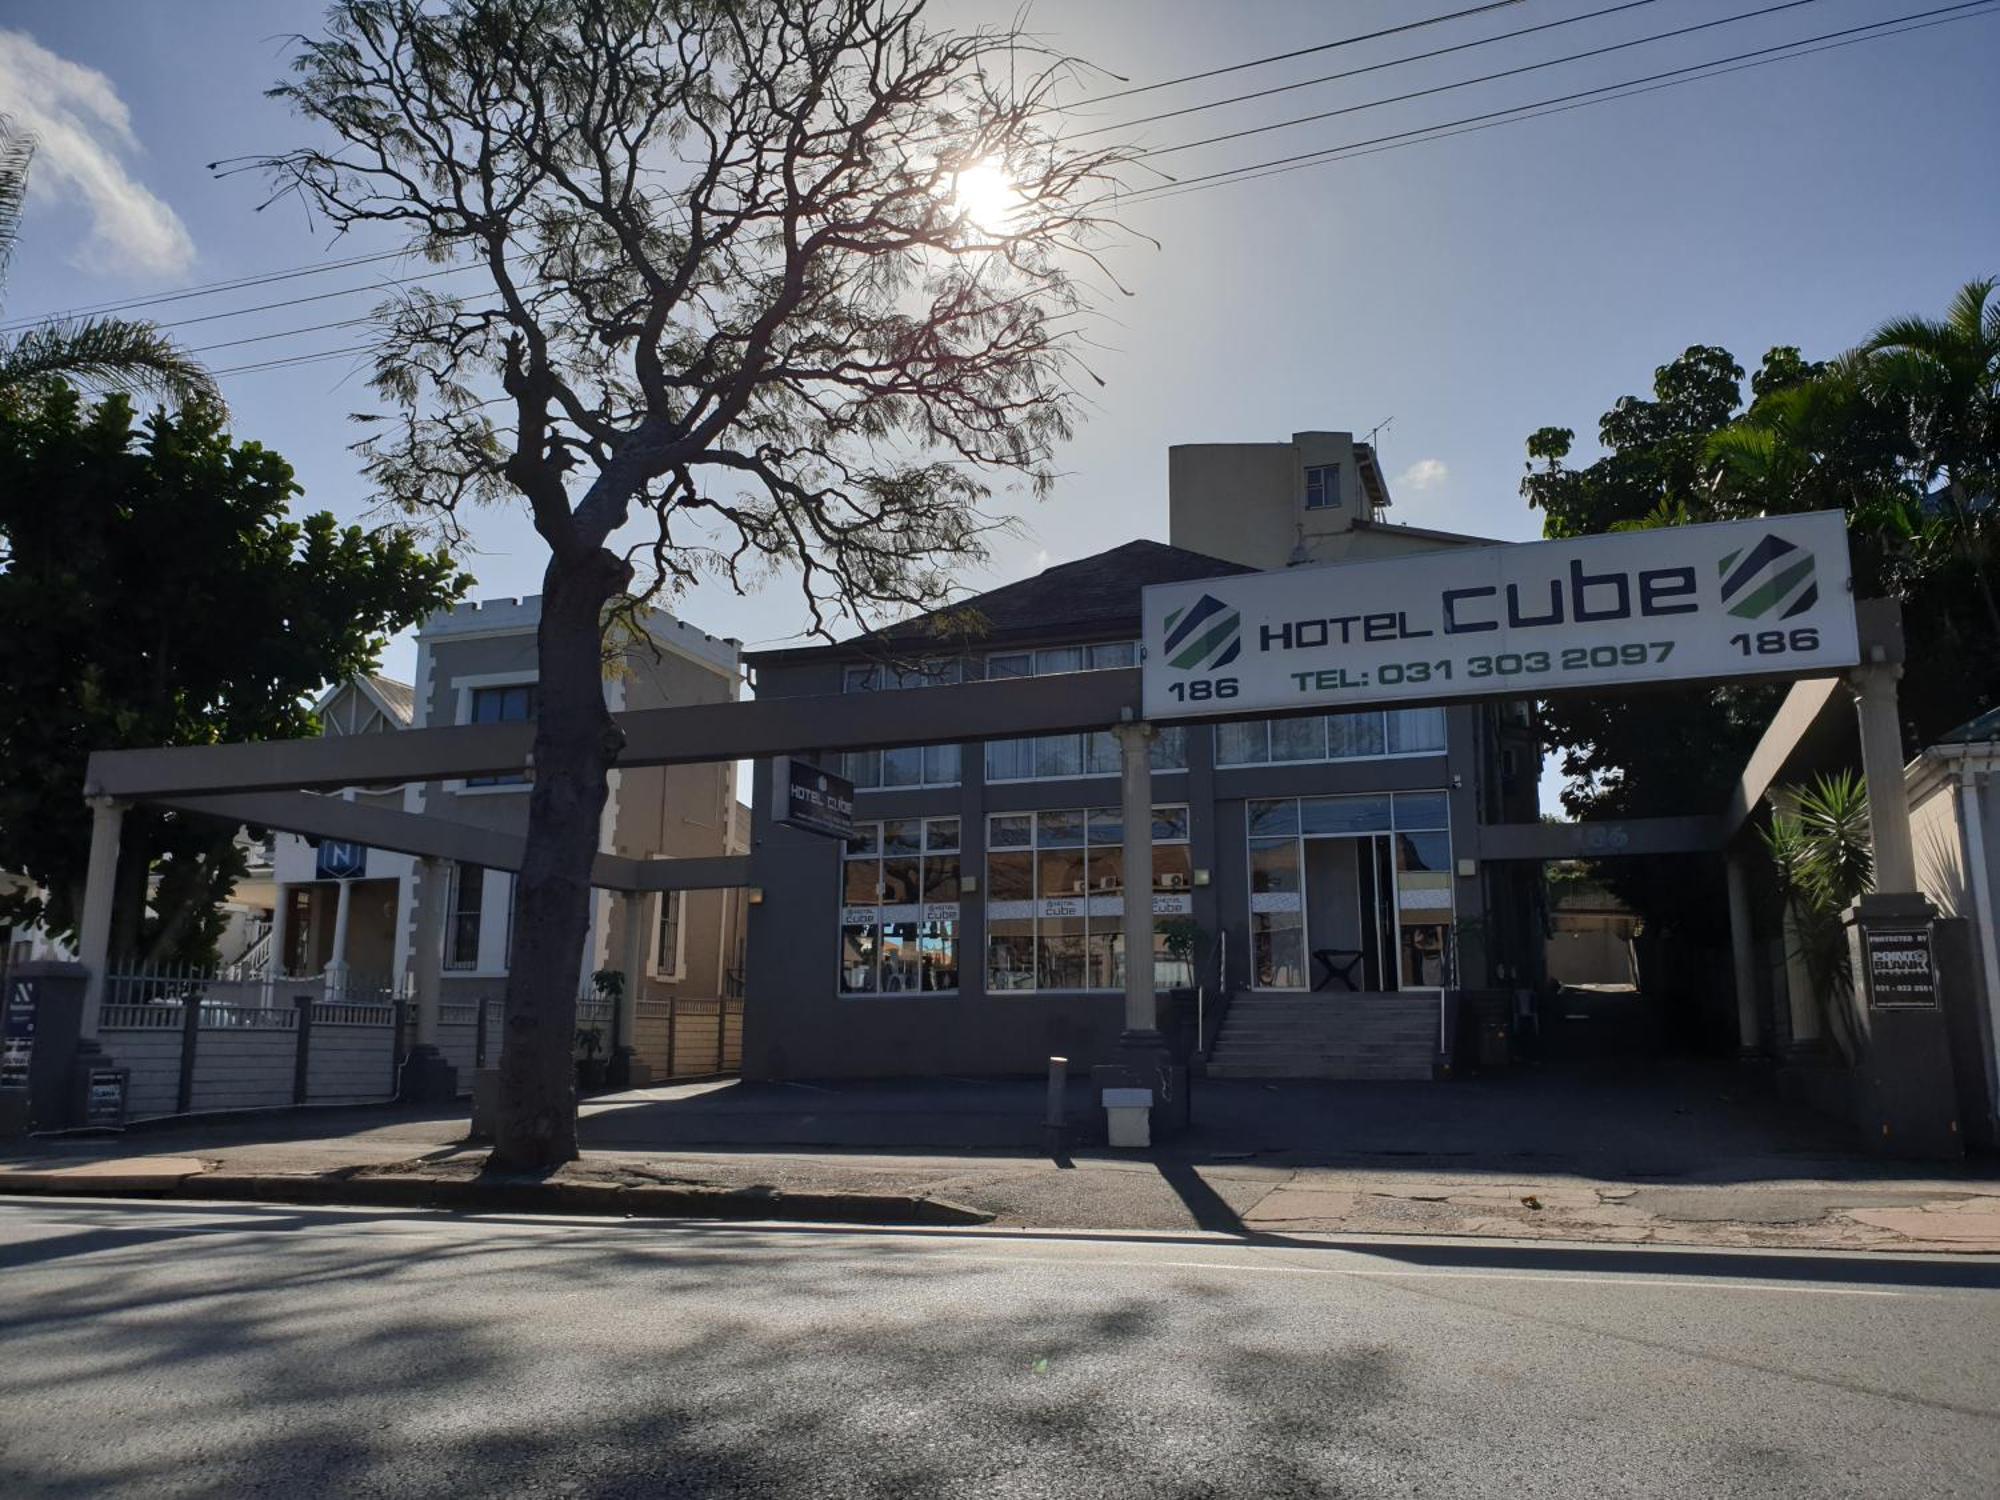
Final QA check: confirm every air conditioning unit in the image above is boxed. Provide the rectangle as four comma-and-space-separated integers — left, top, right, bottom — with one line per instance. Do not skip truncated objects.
1070, 880, 1087, 894
1095, 877, 1119, 891
1160, 872, 1188, 890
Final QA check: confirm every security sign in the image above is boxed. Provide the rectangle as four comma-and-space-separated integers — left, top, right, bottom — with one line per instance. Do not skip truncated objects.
1141, 511, 1859, 720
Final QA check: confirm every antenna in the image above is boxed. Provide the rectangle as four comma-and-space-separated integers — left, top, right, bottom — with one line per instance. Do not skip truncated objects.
1364, 415, 1394, 450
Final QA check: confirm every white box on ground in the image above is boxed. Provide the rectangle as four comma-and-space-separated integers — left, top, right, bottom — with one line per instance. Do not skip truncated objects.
1102, 1087, 1153, 1149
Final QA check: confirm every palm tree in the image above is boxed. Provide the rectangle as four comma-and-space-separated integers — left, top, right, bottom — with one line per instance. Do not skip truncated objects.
0, 115, 218, 407
1858, 277, 2000, 636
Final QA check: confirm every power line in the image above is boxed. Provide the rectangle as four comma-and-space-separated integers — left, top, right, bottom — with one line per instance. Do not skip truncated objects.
1074, 0, 1668, 138
1133, 0, 1833, 163
1121, 0, 1998, 208
0, 247, 416, 332
1071, 1, 1526, 106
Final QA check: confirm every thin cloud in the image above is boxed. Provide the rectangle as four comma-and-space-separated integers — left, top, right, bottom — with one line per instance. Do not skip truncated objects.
0, 29, 194, 276
1398, 458, 1449, 492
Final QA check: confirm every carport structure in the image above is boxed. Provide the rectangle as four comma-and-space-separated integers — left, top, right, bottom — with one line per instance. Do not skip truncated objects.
65, 592, 1939, 1119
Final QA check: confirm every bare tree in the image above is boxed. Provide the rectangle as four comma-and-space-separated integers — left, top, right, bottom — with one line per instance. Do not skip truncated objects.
240, 0, 1129, 1168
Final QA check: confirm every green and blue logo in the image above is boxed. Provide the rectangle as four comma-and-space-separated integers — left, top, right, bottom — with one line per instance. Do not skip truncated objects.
1163, 593, 1242, 671
1718, 533, 1819, 620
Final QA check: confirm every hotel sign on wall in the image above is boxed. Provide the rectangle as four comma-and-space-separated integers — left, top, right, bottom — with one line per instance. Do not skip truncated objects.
1141, 511, 1859, 720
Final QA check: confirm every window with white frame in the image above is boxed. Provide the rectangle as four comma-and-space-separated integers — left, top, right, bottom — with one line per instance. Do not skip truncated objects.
836, 661, 963, 788
464, 682, 535, 787
984, 805, 1192, 993
653, 891, 684, 979
983, 643, 1189, 782
446, 862, 483, 970
839, 817, 960, 994
1216, 707, 1445, 767
1304, 464, 1341, 510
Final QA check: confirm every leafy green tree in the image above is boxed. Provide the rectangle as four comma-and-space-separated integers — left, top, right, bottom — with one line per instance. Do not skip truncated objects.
0, 116, 218, 408
0, 385, 470, 961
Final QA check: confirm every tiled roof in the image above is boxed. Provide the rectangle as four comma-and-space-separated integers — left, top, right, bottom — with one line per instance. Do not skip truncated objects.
746, 540, 1257, 665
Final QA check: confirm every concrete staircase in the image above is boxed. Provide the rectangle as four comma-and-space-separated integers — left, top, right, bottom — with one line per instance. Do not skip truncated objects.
1207, 992, 1438, 1080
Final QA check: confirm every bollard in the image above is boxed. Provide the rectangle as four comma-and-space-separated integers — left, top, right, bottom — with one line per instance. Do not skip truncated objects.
1044, 1055, 1069, 1154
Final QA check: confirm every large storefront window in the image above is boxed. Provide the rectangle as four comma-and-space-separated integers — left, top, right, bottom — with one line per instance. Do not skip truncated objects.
839, 818, 960, 993
1217, 707, 1446, 767
1246, 790, 1453, 991
986, 805, 1192, 993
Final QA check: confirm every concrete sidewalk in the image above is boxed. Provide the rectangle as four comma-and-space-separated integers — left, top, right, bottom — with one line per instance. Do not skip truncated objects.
5, 1064, 1999, 1251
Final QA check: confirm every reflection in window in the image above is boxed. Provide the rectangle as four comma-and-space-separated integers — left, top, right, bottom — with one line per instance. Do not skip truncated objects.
1218, 707, 1444, 767
839, 817, 960, 993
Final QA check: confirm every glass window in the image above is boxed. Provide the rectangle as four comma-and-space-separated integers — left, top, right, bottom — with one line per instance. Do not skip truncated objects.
844, 859, 880, 904
836, 817, 959, 993
1327, 712, 1386, 759
1269, 715, 1325, 763
1151, 725, 1189, 771
989, 815, 1033, 848
845, 823, 880, 857
880, 856, 922, 905
1304, 463, 1341, 511
882, 819, 922, 856
1035, 646, 1084, 675
1084, 731, 1121, 777
466, 684, 534, 786
922, 855, 961, 903
924, 818, 960, 852
1037, 809, 1085, 847
446, 862, 483, 969
1216, 721, 1268, 766
1301, 795, 1392, 836
1394, 791, 1450, 830
985, 737, 1033, 782
841, 922, 879, 992
1397, 831, 1451, 872
1247, 799, 1299, 837
1254, 912, 1306, 988
879, 922, 921, 991
1035, 733, 1084, 779
654, 892, 682, 977
985, 804, 1190, 993
842, 665, 879, 692
918, 920, 959, 991
923, 743, 961, 785
880, 745, 924, 787
1386, 707, 1446, 754
840, 749, 881, 789
1090, 641, 1137, 669
1249, 838, 1302, 895
986, 652, 1032, 680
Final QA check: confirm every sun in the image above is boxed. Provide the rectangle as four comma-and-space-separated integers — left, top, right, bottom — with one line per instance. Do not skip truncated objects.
952, 160, 1020, 236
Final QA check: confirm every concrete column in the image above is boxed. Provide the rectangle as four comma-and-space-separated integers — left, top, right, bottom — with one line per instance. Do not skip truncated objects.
1851, 664, 1917, 894
1725, 854, 1760, 1055
267, 884, 290, 983
1114, 720, 1157, 1039
619, 891, 647, 1044
324, 877, 354, 993
75, 796, 126, 1042
410, 857, 446, 1049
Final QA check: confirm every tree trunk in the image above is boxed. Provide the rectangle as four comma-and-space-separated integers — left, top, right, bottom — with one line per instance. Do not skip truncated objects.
489, 545, 629, 1172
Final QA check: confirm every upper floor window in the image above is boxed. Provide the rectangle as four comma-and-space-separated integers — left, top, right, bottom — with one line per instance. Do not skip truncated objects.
466, 682, 535, 788
1217, 706, 1446, 767
446, 862, 483, 970
1304, 464, 1341, 510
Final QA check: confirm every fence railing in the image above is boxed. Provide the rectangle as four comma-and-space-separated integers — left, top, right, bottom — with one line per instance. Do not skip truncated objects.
92, 960, 746, 1118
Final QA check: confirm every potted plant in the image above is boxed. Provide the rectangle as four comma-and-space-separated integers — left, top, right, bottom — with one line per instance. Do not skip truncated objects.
574, 1023, 608, 1092
1156, 916, 1202, 1058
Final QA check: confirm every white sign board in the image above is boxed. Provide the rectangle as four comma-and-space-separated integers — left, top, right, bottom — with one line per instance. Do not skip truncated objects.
1142, 511, 1858, 719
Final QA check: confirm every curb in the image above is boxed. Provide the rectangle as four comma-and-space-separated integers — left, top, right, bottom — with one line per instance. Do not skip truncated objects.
0, 1170, 995, 1227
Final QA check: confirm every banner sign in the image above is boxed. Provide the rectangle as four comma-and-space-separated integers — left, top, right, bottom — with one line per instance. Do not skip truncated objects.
1141, 511, 1858, 720
775, 758, 856, 840
1864, 926, 1937, 1010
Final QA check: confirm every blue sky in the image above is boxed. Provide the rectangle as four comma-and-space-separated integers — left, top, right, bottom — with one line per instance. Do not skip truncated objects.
4, 0, 1996, 809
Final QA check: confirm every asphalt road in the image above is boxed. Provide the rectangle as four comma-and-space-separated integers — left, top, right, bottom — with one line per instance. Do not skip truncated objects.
2, 1200, 1997, 1498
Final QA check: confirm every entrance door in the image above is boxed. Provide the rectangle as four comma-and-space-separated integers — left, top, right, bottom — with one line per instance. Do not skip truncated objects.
1304, 835, 1400, 991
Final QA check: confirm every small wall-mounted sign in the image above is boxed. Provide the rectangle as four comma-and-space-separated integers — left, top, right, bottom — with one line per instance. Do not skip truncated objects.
774, 758, 856, 841
1, 978, 33, 1089
1864, 926, 1937, 1011
315, 839, 367, 881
